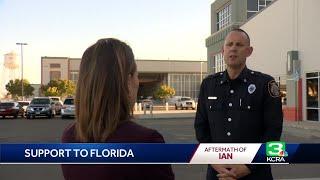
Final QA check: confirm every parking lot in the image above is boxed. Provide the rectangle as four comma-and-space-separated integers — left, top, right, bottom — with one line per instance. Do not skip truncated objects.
1, 116, 320, 180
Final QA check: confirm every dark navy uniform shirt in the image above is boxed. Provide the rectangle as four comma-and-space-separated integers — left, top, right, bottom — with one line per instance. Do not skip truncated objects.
195, 67, 283, 143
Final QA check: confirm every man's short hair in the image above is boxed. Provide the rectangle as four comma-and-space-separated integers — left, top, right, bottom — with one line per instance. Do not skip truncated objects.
230, 28, 251, 45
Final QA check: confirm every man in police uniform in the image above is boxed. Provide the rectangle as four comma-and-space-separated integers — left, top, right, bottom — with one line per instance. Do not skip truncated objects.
194, 29, 283, 180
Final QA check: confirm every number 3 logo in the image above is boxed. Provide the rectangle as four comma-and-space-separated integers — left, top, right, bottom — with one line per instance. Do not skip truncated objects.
266, 142, 285, 156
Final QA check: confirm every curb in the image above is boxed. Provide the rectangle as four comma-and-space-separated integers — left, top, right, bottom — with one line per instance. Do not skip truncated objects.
136, 117, 194, 120
284, 123, 320, 131
134, 115, 195, 120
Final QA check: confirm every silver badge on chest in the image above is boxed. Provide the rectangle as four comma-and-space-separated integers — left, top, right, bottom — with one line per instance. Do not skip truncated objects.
248, 84, 256, 94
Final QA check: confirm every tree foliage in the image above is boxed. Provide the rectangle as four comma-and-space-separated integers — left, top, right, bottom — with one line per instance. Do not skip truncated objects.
154, 85, 175, 101
41, 79, 75, 97
5, 79, 34, 99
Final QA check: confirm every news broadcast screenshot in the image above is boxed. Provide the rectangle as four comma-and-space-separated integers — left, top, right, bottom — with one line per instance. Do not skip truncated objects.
1, 0, 320, 180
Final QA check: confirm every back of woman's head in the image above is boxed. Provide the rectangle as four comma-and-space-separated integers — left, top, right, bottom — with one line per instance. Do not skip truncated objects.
76, 38, 136, 142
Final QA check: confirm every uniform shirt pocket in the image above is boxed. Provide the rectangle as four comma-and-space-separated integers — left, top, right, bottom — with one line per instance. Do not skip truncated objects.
207, 99, 223, 111
239, 96, 260, 112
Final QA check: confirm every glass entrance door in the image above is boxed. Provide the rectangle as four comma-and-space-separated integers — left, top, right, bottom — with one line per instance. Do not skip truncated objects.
306, 72, 319, 121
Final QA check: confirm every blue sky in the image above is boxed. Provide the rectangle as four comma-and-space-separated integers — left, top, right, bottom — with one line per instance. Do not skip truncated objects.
0, 0, 213, 84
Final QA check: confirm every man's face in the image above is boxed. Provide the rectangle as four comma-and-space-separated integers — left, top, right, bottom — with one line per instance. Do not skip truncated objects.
222, 31, 253, 69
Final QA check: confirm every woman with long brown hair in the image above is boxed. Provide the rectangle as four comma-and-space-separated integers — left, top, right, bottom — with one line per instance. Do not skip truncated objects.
61, 38, 174, 180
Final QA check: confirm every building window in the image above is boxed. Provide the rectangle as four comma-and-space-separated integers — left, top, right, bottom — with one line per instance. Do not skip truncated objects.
216, 4, 231, 31
306, 79, 318, 108
168, 73, 207, 100
213, 53, 225, 73
50, 63, 61, 68
306, 72, 320, 121
50, 71, 61, 80
247, 0, 273, 18
307, 72, 319, 78
70, 71, 79, 84
247, 12, 256, 19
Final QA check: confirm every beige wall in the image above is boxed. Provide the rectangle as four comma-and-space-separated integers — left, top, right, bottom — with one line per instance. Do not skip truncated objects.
240, 0, 320, 120
41, 57, 68, 85
298, 0, 320, 73
136, 60, 207, 73
296, 0, 320, 121
42, 57, 207, 84
69, 59, 81, 71
241, 0, 295, 77
242, 0, 320, 75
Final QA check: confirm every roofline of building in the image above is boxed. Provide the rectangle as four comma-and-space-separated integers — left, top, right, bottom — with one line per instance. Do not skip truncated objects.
41, 56, 207, 63
68, 58, 81, 60
206, 0, 279, 42
41, 56, 69, 59
136, 59, 206, 63
241, 0, 278, 27
206, 22, 243, 41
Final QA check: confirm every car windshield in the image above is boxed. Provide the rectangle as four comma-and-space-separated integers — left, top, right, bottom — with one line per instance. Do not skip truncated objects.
64, 99, 74, 105
31, 99, 50, 104
18, 102, 30, 106
181, 98, 191, 101
50, 98, 60, 102
0, 102, 14, 107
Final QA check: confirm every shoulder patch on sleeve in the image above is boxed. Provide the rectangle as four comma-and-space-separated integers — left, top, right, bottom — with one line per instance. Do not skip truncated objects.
268, 80, 280, 97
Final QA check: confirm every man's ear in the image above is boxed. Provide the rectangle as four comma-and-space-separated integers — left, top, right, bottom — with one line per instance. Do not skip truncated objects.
246, 46, 253, 57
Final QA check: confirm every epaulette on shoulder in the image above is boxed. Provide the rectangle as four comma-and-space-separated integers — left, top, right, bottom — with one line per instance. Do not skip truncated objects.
206, 73, 219, 79
248, 70, 262, 76
251, 70, 275, 82
259, 72, 273, 79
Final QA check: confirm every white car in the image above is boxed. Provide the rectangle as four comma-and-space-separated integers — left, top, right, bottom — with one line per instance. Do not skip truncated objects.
49, 96, 63, 115
167, 96, 182, 105
17, 100, 31, 115
175, 97, 196, 110
61, 98, 75, 118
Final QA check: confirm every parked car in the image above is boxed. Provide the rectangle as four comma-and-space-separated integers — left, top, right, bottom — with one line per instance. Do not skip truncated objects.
141, 99, 154, 110
0, 102, 24, 118
175, 97, 196, 110
167, 96, 182, 105
18, 100, 30, 116
26, 97, 56, 119
54, 101, 63, 115
49, 96, 63, 115
61, 98, 75, 119
48, 96, 62, 103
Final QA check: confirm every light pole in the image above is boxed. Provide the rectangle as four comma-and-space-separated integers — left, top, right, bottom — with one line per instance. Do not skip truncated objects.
200, 62, 204, 81
16, 42, 28, 100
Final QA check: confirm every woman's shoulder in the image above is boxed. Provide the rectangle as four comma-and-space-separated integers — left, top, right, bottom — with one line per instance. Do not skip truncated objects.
109, 120, 165, 143
61, 122, 77, 143
60, 121, 166, 143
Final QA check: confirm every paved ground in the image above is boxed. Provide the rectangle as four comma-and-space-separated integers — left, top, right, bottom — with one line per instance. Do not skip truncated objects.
1, 112, 320, 180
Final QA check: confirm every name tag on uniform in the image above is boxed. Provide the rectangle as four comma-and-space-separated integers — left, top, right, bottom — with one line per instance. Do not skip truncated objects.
208, 96, 217, 100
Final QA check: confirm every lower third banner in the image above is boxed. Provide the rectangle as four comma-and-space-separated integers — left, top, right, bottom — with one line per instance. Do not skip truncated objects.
0, 142, 319, 164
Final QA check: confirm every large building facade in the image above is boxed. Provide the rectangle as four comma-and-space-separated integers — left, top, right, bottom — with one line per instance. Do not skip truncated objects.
206, 0, 320, 122
206, 0, 274, 74
41, 57, 207, 100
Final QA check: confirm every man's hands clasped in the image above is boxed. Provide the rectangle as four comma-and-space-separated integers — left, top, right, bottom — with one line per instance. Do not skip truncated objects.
211, 164, 251, 180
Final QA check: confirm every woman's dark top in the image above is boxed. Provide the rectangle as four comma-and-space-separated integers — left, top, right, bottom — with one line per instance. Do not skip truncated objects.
61, 120, 175, 180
